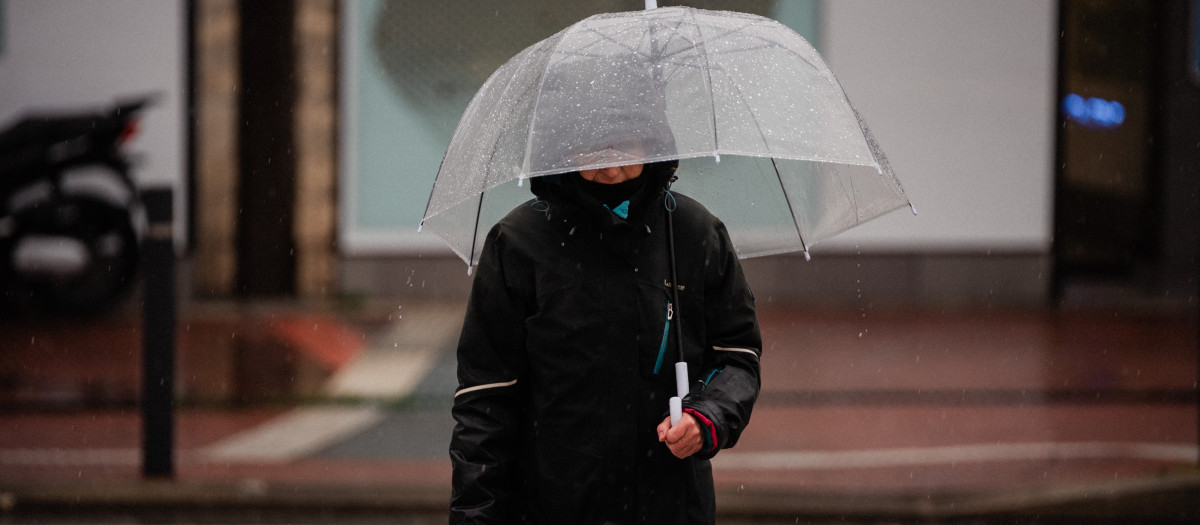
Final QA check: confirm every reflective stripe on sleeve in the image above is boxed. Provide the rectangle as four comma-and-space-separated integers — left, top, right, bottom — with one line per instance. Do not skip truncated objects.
712, 346, 759, 358
454, 379, 518, 398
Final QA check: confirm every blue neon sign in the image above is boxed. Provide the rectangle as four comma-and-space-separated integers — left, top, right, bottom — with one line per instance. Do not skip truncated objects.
1061, 94, 1125, 130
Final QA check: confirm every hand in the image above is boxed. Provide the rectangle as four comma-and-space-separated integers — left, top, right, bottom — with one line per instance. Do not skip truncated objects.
657, 413, 702, 459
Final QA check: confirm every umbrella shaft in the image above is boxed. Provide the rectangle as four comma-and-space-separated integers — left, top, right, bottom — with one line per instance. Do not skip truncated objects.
666, 200, 685, 365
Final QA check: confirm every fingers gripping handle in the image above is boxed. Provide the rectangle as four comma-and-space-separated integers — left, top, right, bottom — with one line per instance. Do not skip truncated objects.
670, 361, 689, 426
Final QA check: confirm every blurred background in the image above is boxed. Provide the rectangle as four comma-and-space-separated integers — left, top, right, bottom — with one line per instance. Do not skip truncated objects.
0, 0, 1197, 523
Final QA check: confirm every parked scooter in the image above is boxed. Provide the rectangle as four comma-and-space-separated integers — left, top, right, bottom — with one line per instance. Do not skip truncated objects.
0, 96, 153, 313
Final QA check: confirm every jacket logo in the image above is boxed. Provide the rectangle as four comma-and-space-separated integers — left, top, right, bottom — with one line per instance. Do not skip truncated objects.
663, 279, 685, 291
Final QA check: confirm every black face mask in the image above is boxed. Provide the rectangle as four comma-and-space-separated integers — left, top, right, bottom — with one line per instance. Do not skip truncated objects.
530, 161, 678, 223
574, 174, 648, 208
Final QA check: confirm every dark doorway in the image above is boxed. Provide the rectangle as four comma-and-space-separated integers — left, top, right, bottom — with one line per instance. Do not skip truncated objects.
1054, 0, 1200, 304
237, 0, 297, 296
1054, 0, 1158, 294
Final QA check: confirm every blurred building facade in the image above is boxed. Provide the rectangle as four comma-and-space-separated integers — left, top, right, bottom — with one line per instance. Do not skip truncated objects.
196, 0, 1200, 308
5, 1, 1194, 309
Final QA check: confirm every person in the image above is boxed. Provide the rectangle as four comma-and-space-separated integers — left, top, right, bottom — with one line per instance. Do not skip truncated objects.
448, 155, 761, 524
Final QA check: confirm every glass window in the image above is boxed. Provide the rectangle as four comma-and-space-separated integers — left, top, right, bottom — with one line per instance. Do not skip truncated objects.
339, 0, 805, 254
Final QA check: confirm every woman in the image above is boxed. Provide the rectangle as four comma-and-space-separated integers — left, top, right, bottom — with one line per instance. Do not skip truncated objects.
449, 158, 761, 524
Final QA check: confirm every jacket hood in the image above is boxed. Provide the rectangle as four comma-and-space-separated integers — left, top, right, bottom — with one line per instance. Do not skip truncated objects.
528, 160, 678, 235
529, 160, 678, 208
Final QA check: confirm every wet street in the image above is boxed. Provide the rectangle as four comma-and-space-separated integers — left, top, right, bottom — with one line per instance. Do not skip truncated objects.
1, 300, 1197, 523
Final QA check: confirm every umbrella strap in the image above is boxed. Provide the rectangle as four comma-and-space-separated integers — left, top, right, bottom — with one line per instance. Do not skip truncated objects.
663, 188, 686, 365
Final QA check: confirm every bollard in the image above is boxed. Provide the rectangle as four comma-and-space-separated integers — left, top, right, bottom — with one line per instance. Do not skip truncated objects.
141, 188, 175, 479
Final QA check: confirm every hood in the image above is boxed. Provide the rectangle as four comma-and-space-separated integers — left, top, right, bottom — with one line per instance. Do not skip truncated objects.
529, 160, 678, 237
529, 160, 679, 265
529, 160, 678, 205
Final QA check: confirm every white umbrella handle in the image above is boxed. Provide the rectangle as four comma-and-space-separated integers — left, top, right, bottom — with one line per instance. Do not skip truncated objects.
645, 0, 657, 10
675, 361, 689, 398
670, 361, 689, 426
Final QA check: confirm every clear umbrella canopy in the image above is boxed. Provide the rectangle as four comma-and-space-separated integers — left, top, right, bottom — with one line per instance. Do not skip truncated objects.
422, 6, 912, 266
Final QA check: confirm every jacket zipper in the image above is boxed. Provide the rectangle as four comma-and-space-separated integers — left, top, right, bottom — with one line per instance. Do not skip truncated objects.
653, 301, 672, 375
700, 368, 723, 391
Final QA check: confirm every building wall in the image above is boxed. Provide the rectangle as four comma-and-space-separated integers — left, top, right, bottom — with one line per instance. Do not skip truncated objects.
5, 2, 1180, 307
339, 1, 1060, 306
820, 0, 1058, 252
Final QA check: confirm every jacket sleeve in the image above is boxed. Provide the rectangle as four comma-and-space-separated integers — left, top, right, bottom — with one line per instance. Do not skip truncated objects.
681, 220, 761, 458
449, 225, 532, 524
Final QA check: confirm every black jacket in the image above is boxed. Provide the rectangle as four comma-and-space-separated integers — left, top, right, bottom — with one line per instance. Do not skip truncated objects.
450, 165, 761, 524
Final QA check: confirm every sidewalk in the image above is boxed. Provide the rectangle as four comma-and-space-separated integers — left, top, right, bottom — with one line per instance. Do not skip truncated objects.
1, 298, 1197, 523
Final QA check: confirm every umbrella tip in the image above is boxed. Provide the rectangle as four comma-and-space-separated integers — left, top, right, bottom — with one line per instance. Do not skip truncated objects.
417, 222, 424, 233
909, 203, 918, 215
467, 265, 474, 276
803, 248, 812, 262
713, 151, 721, 163
518, 175, 525, 187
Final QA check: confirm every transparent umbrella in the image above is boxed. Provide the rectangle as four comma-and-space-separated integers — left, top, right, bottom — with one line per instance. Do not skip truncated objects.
420, 5, 914, 267
422, 4, 917, 427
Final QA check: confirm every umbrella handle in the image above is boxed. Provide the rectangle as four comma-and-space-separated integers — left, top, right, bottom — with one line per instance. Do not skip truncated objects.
645, 0, 657, 9
675, 361, 689, 398
670, 361, 689, 426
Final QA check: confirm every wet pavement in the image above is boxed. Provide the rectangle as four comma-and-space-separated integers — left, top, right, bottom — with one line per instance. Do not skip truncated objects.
1, 296, 1197, 523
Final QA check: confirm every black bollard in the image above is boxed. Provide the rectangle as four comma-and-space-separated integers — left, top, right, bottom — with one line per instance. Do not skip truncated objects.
141, 188, 175, 479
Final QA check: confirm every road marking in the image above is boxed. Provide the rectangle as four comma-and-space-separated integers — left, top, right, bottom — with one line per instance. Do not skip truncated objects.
199, 406, 384, 463
713, 442, 1199, 470
0, 408, 384, 466
193, 303, 465, 463
5, 441, 1194, 469
325, 301, 464, 399
0, 303, 469, 469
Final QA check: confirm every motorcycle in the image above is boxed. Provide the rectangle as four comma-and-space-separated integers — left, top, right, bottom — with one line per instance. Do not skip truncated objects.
0, 96, 153, 314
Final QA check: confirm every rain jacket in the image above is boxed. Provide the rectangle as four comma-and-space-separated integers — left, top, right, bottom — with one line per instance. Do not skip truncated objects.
449, 163, 761, 525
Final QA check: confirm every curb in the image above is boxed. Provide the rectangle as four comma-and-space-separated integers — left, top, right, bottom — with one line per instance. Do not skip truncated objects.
0, 480, 446, 520
717, 471, 1200, 522
3, 471, 1197, 523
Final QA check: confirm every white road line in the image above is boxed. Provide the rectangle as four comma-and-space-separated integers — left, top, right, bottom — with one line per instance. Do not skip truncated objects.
5, 441, 1195, 469
199, 303, 464, 463
325, 301, 464, 399
0, 407, 384, 466
199, 406, 385, 463
712, 442, 1198, 470
326, 344, 441, 398
0, 303, 469, 469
